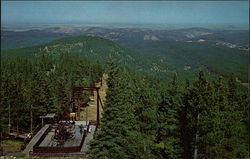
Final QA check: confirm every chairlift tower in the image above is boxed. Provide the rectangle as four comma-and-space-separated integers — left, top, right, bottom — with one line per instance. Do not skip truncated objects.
70, 86, 103, 125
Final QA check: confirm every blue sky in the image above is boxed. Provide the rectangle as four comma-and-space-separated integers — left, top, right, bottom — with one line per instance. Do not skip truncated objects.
2, 1, 249, 26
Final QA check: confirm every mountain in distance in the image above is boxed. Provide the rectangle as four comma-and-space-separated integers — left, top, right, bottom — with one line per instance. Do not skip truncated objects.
1, 26, 249, 50
2, 35, 248, 83
1, 36, 171, 76
124, 39, 248, 82
1, 25, 248, 82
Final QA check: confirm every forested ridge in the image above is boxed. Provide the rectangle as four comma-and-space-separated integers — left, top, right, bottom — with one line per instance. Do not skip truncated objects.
89, 61, 249, 159
1, 36, 167, 76
0, 35, 248, 158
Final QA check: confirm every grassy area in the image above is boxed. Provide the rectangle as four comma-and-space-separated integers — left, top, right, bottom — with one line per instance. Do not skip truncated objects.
80, 74, 107, 121
1, 139, 23, 153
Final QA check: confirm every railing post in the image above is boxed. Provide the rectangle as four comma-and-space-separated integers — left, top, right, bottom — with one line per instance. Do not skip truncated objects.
42, 118, 44, 128
77, 102, 80, 120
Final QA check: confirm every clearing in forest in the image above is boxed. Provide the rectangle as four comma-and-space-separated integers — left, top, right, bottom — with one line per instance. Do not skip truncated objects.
80, 74, 108, 121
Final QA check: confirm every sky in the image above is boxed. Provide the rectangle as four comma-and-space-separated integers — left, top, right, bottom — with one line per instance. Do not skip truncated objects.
2, 1, 249, 26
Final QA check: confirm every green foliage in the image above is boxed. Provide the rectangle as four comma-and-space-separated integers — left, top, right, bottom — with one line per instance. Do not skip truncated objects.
1, 36, 149, 74
0, 53, 102, 132
182, 71, 248, 159
1, 35, 248, 158
156, 73, 183, 159
125, 40, 248, 82
89, 61, 248, 159
89, 61, 159, 159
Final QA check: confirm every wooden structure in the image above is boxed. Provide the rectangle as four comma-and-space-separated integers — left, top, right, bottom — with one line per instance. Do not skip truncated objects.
23, 85, 103, 156
70, 86, 103, 125
8, 127, 30, 139
23, 84, 104, 156
31, 121, 92, 156
40, 113, 56, 127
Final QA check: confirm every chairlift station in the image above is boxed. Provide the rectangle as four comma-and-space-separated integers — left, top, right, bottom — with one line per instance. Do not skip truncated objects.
22, 86, 103, 157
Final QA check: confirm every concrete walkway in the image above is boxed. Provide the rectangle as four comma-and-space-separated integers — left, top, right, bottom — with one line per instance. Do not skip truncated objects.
81, 125, 96, 153
23, 124, 50, 156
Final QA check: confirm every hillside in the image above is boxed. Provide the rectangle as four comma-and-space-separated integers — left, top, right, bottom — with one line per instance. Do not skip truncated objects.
2, 35, 248, 82
1, 42, 248, 159
1, 36, 171, 76
120, 39, 249, 82
1, 33, 248, 159
2, 27, 249, 50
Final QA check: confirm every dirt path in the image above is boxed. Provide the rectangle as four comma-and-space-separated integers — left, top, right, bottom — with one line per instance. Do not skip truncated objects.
80, 74, 108, 121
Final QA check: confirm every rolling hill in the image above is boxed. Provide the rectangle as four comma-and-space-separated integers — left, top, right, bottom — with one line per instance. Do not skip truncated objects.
1, 36, 171, 76
2, 26, 249, 50
121, 39, 248, 82
1, 35, 248, 82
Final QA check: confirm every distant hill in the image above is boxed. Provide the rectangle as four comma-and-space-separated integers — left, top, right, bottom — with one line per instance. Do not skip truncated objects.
1, 36, 171, 76
122, 39, 248, 82
2, 35, 248, 82
1, 26, 249, 50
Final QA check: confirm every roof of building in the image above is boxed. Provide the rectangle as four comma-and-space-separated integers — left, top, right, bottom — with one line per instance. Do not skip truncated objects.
40, 113, 56, 119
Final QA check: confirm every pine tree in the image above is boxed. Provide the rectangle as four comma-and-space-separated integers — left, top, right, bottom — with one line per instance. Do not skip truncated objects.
156, 73, 183, 159
90, 61, 127, 159
90, 61, 158, 158
1, 53, 103, 132
220, 75, 248, 158
184, 71, 214, 158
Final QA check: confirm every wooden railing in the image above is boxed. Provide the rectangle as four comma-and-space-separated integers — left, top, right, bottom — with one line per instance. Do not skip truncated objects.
33, 124, 90, 154
33, 123, 43, 133
9, 127, 30, 135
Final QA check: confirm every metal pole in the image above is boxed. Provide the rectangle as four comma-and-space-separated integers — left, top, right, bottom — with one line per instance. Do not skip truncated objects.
8, 102, 11, 133
86, 106, 88, 126
77, 103, 80, 120
101, 76, 103, 86
96, 88, 100, 125
30, 105, 33, 134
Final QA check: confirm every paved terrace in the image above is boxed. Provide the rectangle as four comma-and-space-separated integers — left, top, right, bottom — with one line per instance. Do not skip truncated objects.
23, 121, 96, 157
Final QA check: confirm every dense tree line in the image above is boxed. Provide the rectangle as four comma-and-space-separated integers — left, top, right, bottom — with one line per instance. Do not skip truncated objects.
0, 53, 102, 134
89, 61, 248, 159
0, 52, 248, 158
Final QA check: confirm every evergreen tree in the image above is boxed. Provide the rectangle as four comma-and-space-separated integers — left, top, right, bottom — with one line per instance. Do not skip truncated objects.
184, 71, 214, 158
0, 53, 103, 131
156, 73, 183, 159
